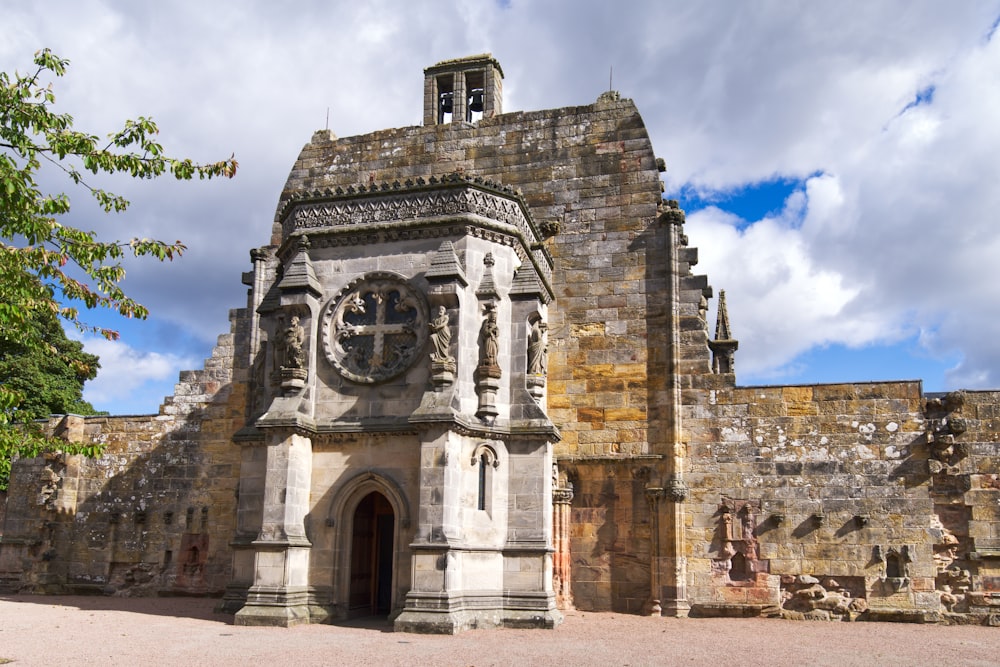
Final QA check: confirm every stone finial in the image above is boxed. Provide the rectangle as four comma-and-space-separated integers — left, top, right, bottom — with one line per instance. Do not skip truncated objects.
714, 290, 732, 341
597, 90, 620, 104
426, 240, 468, 286
477, 252, 499, 298
277, 235, 322, 296
709, 290, 739, 375
311, 129, 336, 143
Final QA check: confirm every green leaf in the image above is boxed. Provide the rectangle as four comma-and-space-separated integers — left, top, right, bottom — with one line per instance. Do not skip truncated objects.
0, 48, 236, 486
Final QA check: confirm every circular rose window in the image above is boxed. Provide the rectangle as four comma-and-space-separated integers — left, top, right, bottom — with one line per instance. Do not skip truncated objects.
321, 273, 429, 383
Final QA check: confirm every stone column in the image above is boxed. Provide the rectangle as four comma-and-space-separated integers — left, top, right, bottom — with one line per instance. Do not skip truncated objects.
452, 71, 467, 124
646, 476, 689, 617
661, 202, 690, 617
552, 482, 574, 609
394, 428, 467, 633
645, 486, 664, 615
234, 430, 313, 627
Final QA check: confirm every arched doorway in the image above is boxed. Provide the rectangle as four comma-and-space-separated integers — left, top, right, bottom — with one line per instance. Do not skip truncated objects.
349, 491, 395, 616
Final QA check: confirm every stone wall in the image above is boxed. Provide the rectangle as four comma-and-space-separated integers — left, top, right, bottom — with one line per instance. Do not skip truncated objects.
680, 379, 1000, 621
275, 92, 668, 462
273, 94, 672, 615
0, 310, 248, 595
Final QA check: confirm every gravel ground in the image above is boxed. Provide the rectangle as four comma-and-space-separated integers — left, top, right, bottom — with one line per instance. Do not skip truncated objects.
1, 595, 999, 666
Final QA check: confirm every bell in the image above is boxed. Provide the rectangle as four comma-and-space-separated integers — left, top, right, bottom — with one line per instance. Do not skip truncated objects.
469, 89, 484, 113
439, 92, 454, 114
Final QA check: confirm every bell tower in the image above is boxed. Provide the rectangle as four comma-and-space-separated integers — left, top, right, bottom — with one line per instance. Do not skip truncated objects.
423, 54, 503, 125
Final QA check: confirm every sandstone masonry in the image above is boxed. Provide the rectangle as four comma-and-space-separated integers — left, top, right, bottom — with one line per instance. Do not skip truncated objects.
2, 54, 999, 628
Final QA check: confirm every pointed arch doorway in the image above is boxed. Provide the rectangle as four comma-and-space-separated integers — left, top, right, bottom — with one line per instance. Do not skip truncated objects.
349, 491, 395, 616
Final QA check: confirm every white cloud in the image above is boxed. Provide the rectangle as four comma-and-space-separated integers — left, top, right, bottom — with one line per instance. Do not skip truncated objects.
5, 0, 1000, 403
692, 18, 1000, 387
79, 337, 197, 413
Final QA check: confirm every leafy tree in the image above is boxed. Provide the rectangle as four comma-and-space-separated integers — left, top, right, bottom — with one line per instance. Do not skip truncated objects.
0, 48, 237, 487
0, 306, 104, 488
1, 306, 101, 419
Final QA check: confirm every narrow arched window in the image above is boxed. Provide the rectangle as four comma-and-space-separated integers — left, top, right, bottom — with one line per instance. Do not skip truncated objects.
478, 453, 489, 511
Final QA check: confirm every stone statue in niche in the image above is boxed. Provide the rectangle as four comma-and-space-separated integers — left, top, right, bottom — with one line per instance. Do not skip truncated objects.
527, 319, 548, 376
282, 315, 306, 370
428, 305, 456, 388
429, 306, 453, 362
275, 313, 308, 393
475, 300, 502, 418
480, 301, 500, 369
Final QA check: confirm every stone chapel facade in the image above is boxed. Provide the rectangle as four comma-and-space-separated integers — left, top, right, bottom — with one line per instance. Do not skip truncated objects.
3, 54, 1000, 629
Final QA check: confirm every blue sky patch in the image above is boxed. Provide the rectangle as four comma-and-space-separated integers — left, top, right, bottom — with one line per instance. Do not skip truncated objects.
900, 85, 936, 115
741, 336, 960, 392
676, 176, 809, 226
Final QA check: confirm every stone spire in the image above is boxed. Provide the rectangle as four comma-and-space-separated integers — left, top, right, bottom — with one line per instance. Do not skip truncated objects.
714, 289, 733, 341
277, 235, 322, 296
709, 290, 738, 375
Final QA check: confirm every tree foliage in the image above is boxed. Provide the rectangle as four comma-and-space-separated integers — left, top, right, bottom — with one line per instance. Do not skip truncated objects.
1, 306, 101, 419
0, 306, 105, 488
0, 49, 237, 486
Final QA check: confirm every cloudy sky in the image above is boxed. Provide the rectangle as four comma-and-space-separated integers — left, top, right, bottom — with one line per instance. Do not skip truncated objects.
4, 1, 1000, 414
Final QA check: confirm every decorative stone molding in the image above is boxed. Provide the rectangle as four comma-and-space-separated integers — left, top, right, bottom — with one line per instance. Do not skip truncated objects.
538, 219, 560, 238
280, 175, 524, 234
276, 177, 554, 296
321, 272, 429, 384
471, 442, 501, 468
658, 198, 686, 226
552, 487, 574, 505
665, 475, 688, 503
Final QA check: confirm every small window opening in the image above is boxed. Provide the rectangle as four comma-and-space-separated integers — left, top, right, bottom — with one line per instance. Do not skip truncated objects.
478, 453, 488, 511
465, 71, 485, 122
437, 75, 454, 124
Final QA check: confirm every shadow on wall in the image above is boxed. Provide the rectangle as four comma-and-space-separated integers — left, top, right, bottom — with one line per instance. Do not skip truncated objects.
0, 396, 242, 598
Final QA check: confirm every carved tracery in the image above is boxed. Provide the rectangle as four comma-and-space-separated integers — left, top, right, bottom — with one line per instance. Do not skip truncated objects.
321, 272, 429, 383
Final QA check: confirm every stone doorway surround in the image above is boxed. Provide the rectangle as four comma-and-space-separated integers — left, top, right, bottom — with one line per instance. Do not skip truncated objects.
328, 471, 410, 620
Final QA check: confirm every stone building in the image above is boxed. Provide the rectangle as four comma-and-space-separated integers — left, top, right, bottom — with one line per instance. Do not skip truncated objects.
2, 54, 1000, 629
